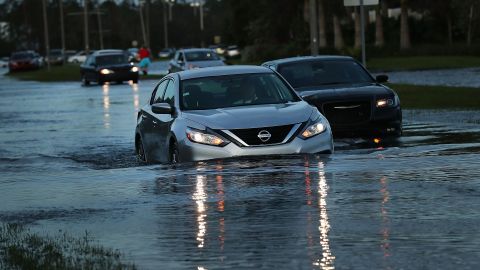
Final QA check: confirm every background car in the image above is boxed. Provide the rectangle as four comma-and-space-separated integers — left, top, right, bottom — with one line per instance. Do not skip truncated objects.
168, 48, 225, 73
80, 49, 139, 86
158, 48, 175, 58
263, 56, 402, 138
226, 45, 241, 58
46, 49, 64, 65
68, 50, 93, 64
8, 51, 43, 72
135, 66, 333, 163
0, 57, 8, 68
127, 48, 139, 62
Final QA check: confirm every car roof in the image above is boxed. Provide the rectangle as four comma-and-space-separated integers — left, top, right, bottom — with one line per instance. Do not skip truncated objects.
177, 65, 274, 80
178, 48, 215, 53
263, 55, 355, 66
93, 49, 125, 56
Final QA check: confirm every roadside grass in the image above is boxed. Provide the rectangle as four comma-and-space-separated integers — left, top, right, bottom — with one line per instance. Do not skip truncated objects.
368, 56, 480, 71
389, 83, 480, 109
0, 223, 136, 270
5, 64, 163, 82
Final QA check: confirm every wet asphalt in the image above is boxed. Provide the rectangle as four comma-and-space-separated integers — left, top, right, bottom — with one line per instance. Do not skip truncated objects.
1, 70, 480, 269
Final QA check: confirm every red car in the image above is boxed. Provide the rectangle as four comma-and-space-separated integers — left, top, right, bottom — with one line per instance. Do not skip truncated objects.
9, 51, 43, 72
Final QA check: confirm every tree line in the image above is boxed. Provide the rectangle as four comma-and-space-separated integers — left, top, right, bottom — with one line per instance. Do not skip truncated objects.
1, 0, 479, 61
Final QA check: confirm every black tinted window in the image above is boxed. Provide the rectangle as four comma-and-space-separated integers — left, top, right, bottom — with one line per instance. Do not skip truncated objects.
96, 54, 127, 66
278, 60, 373, 89
185, 51, 219, 61
11, 53, 33, 60
181, 73, 299, 110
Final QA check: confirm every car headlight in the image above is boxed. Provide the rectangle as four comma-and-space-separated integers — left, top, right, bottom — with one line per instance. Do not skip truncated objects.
376, 95, 399, 108
300, 117, 327, 139
131, 66, 139, 72
186, 128, 227, 146
100, 69, 114, 75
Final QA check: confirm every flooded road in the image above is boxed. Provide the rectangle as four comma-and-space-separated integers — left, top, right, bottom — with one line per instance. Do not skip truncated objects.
1, 75, 480, 269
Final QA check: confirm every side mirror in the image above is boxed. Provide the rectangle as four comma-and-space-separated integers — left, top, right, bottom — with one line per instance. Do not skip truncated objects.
376, 74, 389, 83
151, 103, 173, 114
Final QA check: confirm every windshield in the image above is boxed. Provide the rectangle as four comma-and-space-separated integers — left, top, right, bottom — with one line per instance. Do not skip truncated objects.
277, 60, 374, 89
181, 73, 300, 110
185, 51, 220, 61
96, 54, 128, 66
11, 53, 33, 60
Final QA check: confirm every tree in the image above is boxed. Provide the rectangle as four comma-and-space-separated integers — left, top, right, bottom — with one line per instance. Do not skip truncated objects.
400, 0, 411, 49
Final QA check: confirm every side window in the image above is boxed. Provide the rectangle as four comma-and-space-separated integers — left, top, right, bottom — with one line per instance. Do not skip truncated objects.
177, 53, 184, 62
85, 55, 94, 66
151, 80, 169, 105
162, 80, 176, 106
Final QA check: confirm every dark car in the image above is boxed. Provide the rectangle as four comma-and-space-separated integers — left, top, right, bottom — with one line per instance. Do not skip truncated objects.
263, 56, 402, 138
8, 51, 43, 72
47, 49, 64, 65
168, 48, 225, 73
80, 50, 139, 86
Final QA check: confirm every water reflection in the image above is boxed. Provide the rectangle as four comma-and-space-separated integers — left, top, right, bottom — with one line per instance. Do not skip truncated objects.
193, 173, 207, 248
129, 81, 140, 114
102, 83, 110, 129
379, 176, 392, 262
304, 160, 335, 269
215, 162, 225, 252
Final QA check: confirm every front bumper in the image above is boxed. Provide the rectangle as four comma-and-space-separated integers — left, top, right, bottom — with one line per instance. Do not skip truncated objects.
177, 131, 333, 162
99, 72, 138, 82
329, 106, 402, 137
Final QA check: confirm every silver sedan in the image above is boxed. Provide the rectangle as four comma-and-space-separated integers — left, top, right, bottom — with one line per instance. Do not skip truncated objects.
135, 66, 333, 163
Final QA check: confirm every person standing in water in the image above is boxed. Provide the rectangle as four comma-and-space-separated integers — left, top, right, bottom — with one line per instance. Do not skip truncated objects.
138, 45, 151, 75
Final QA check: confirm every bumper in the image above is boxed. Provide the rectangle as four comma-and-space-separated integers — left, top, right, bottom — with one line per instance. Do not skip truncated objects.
99, 72, 138, 82
331, 107, 402, 137
178, 131, 333, 162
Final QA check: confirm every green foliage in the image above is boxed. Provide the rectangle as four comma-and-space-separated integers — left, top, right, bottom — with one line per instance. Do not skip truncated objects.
0, 223, 136, 270
389, 84, 480, 109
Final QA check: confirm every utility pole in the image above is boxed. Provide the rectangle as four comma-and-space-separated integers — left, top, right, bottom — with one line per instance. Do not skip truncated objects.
360, 0, 366, 66
96, 5, 104, 49
59, 0, 66, 64
138, 1, 148, 47
84, 0, 90, 53
309, 0, 319, 56
163, 1, 169, 48
42, 0, 50, 71
146, 0, 150, 48
199, 0, 204, 47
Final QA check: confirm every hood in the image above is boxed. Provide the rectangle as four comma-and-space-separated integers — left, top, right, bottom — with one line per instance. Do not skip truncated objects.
298, 83, 394, 102
182, 102, 313, 129
189, 60, 225, 68
98, 63, 132, 70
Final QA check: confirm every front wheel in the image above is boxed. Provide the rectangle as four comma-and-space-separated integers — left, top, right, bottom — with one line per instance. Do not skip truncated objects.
81, 75, 90, 86
169, 141, 180, 164
136, 137, 147, 163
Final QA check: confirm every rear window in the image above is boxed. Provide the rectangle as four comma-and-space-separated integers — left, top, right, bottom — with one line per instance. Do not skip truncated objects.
96, 54, 128, 66
11, 53, 33, 60
185, 51, 220, 61
181, 73, 300, 110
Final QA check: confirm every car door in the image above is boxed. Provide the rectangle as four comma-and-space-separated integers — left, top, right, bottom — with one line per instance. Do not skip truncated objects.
152, 78, 177, 160
140, 79, 169, 159
82, 55, 96, 81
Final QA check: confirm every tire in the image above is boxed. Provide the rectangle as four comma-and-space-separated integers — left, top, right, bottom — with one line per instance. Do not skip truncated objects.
169, 141, 180, 164
98, 80, 105, 86
81, 75, 90, 86
116, 80, 123, 84
136, 136, 147, 163
132, 78, 138, 84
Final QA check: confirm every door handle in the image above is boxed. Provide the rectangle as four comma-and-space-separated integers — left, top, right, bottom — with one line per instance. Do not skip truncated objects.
152, 120, 158, 125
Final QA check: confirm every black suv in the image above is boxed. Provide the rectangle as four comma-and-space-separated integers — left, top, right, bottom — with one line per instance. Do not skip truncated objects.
80, 50, 139, 86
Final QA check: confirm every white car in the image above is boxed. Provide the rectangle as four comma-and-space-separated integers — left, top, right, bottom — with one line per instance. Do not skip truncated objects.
68, 51, 94, 64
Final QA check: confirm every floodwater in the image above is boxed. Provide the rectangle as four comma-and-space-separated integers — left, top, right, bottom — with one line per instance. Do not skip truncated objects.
1, 73, 480, 269
379, 67, 480, 88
